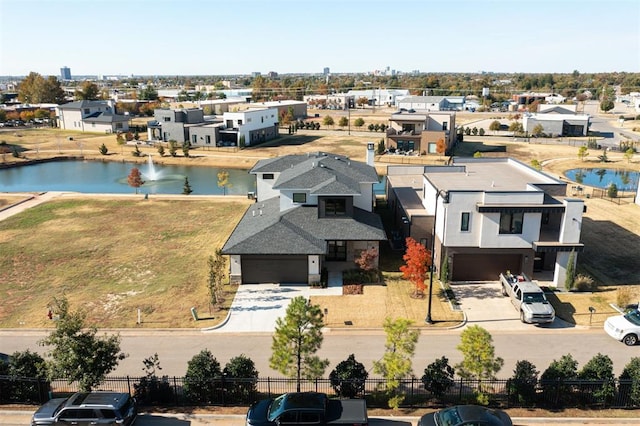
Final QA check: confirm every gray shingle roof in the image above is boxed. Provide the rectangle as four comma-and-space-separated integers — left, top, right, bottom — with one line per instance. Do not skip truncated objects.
222, 197, 386, 255
82, 112, 129, 123
58, 100, 111, 109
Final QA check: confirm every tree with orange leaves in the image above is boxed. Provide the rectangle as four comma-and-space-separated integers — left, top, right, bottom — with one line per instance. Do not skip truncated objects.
400, 237, 431, 298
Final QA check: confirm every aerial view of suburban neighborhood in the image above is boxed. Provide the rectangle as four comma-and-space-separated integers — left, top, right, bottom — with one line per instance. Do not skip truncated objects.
1, 1, 639, 425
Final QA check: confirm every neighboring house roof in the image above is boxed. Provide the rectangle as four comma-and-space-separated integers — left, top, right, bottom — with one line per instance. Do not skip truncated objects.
82, 112, 129, 123
399, 95, 446, 104
252, 152, 379, 191
57, 100, 111, 110
222, 198, 386, 255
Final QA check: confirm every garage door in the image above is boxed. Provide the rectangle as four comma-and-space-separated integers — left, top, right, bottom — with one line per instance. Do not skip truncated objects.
241, 255, 308, 284
452, 254, 521, 281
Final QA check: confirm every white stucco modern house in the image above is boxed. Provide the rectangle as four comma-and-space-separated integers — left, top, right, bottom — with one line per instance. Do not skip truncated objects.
222, 146, 386, 284
386, 158, 585, 289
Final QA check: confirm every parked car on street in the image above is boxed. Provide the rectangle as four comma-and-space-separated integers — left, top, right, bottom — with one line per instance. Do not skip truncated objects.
31, 391, 137, 426
418, 405, 512, 426
604, 309, 640, 346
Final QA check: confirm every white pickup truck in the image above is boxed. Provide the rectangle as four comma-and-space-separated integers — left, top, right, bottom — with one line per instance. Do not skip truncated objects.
499, 272, 555, 324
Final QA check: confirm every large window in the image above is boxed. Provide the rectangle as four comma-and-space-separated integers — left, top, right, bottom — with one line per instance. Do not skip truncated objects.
325, 198, 346, 216
499, 212, 523, 234
327, 240, 347, 261
262, 173, 274, 180
293, 193, 306, 203
461, 212, 470, 231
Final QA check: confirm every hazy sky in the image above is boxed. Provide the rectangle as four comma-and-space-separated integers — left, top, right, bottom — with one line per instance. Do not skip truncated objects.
1, 0, 638, 77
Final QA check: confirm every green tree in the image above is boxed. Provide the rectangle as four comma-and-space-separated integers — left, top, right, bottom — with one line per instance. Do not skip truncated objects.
579, 353, 615, 404
269, 296, 329, 392
489, 120, 501, 132
478, 128, 485, 136
530, 159, 542, 171
18, 72, 65, 104
421, 356, 455, 401
184, 349, 221, 404
507, 360, 538, 405
509, 122, 524, 134
377, 138, 385, 154
607, 183, 618, 198
564, 249, 576, 290
577, 145, 589, 161
224, 354, 259, 403
98, 143, 108, 155
323, 115, 335, 128
338, 116, 348, 128
207, 249, 225, 311
5, 350, 49, 403
182, 142, 190, 157
133, 353, 173, 405
127, 167, 145, 194
620, 357, 640, 405
217, 169, 231, 195
354, 117, 365, 128
455, 325, 504, 404
168, 140, 178, 157
116, 133, 125, 154
624, 148, 634, 163
39, 297, 126, 391
157, 145, 165, 157
540, 354, 578, 406
239, 134, 246, 148
532, 123, 544, 137
75, 81, 100, 100
182, 176, 193, 195
139, 85, 158, 101
329, 354, 368, 398
373, 317, 419, 409
132, 145, 142, 157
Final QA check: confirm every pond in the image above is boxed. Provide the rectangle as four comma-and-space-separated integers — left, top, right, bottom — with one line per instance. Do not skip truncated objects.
0, 160, 388, 196
0, 160, 256, 195
564, 168, 640, 191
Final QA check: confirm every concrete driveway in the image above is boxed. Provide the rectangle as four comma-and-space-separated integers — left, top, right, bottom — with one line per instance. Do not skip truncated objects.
204, 272, 343, 333
451, 281, 575, 331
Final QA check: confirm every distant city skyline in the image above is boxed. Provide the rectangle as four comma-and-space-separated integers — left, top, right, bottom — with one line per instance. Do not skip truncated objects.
0, 0, 638, 77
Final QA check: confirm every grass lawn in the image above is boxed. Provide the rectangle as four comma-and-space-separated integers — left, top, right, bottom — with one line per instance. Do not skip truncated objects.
0, 197, 252, 328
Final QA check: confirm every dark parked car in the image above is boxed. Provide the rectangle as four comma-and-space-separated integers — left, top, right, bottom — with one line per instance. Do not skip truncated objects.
418, 405, 512, 426
31, 391, 137, 426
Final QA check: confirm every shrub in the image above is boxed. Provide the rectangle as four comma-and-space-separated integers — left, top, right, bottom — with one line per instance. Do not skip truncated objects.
184, 349, 221, 404
607, 183, 618, 198
330, 354, 368, 398
421, 356, 455, 401
507, 360, 538, 405
573, 274, 596, 292
578, 353, 615, 404
132, 145, 142, 157
223, 354, 258, 403
98, 143, 108, 155
620, 357, 640, 405
133, 353, 173, 405
617, 287, 634, 309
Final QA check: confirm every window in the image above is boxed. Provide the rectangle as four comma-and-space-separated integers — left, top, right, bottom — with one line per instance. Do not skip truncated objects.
461, 212, 470, 231
116, 122, 123, 129
205, 135, 211, 144
428, 142, 437, 153
263, 173, 274, 180
247, 117, 252, 123
442, 122, 448, 131
327, 240, 347, 261
192, 135, 197, 144
84, 108, 90, 115
164, 117, 171, 122
499, 212, 523, 234
238, 119, 243, 125
293, 193, 306, 203
325, 198, 346, 216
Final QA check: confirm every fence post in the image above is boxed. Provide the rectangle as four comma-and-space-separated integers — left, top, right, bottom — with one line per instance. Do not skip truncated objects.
173, 377, 179, 406
126, 376, 131, 395
267, 377, 271, 398
459, 378, 463, 402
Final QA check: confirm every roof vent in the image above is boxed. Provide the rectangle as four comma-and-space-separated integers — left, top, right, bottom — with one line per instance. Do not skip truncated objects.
312, 162, 315, 167
252, 210, 256, 217
491, 181, 495, 187
259, 209, 263, 216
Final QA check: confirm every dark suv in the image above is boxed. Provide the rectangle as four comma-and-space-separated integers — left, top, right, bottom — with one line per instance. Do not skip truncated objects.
31, 391, 137, 425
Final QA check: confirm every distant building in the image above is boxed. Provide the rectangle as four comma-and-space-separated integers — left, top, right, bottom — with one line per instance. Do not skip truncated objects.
323, 67, 330, 75
60, 66, 71, 81
56, 100, 129, 133
386, 110, 456, 155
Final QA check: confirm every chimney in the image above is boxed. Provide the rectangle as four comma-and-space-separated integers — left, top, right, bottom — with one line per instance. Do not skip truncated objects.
366, 142, 375, 166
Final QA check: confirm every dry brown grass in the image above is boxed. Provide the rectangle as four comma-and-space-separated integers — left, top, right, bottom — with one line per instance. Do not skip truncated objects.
311, 274, 463, 329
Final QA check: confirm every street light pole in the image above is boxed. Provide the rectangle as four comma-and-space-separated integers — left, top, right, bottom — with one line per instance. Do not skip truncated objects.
426, 189, 447, 324
348, 106, 351, 135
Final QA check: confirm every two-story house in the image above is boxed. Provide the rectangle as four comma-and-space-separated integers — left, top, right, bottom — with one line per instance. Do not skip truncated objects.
222, 146, 386, 284
149, 107, 279, 147
386, 111, 456, 155
386, 158, 584, 289
56, 100, 129, 133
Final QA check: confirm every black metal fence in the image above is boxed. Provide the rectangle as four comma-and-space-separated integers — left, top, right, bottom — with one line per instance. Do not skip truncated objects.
2, 375, 639, 409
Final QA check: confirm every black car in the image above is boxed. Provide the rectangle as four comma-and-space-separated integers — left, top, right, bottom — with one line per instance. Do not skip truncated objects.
31, 391, 137, 426
418, 405, 512, 426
